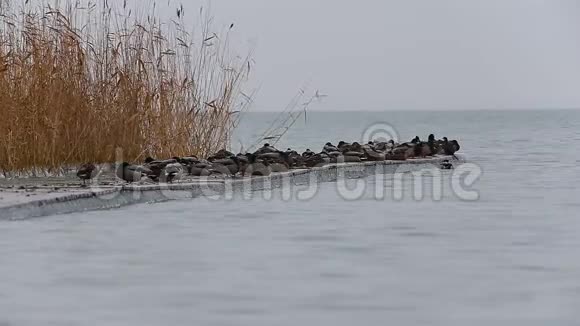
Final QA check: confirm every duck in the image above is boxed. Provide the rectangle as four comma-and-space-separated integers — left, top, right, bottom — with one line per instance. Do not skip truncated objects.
189, 161, 212, 177
372, 141, 390, 152
387, 144, 413, 160
284, 149, 304, 168
253, 143, 279, 155
174, 156, 200, 174
339, 142, 364, 156
116, 162, 154, 183
163, 162, 183, 183
257, 151, 292, 172
451, 140, 461, 153
176, 156, 200, 165
323, 142, 339, 153
303, 153, 331, 167
442, 137, 461, 156
337, 141, 351, 151
77, 163, 97, 186
413, 142, 431, 158
241, 153, 271, 176
144, 157, 179, 182
362, 144, 386, 161
209, 156, 242, 177
427, 134, 438, 155
208, 149, 236, 161
302, 149, 315, 159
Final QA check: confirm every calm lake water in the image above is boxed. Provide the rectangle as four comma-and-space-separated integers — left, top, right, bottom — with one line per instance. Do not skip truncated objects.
1, 110, 579, 325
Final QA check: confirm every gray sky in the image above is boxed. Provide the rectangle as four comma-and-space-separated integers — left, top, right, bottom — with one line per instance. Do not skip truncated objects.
167, 0, 580, 111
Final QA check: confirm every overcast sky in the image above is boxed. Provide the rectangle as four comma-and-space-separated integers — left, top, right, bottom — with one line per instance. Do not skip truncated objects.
166, 0, 580, 111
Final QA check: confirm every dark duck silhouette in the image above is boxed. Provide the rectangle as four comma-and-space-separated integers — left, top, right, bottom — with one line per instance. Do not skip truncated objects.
362, 143, 386, 161
209, 156, 242, 177
413, 141, 431, 158
241, 153, 271, 176
303, 153, 331, 168
143, 157, 181, 182
323, 142, 339, 154
77, 163, 97, 186
427, 134, 438, 155
302, 149, 315, 159
284, 149, 304, 168
388, 143, 414, 160
337, 141, 351, 152
189, 160, 212, 177
440, 159, 454, 170
174, 156, 199, 174
339, 142, 364, 157
442, 137, 461, 156
116, 162, 154, 183
253, 143, 279, 155
208, 149, 236, 161
256, 150, 292, 172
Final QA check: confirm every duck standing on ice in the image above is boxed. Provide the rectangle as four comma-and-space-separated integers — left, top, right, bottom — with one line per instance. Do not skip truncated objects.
77, 163, 97, 186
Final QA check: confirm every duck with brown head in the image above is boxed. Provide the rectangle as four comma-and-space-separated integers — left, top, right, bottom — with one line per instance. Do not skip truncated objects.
77, 163, 97, 186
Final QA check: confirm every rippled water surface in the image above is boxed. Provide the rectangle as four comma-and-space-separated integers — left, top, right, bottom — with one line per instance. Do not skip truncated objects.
1, 110, 579, 325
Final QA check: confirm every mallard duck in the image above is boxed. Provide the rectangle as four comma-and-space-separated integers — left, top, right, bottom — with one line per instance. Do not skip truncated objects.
337, 141, 351, 151
362, 144, 386, 161
208, 149, 236, 162
209, 156, 241, 177
240, 153, 271, 176
77, 163, 97, 186
413, 142, 431, 158
284, 149, 304, 168
387, 144, 413, 160
257, 151, 293, 172
302, 149, 315, 158
442, 138, 461, 156
253, 143, 279, 155
116, 162, 154, 183
323, 142, 339, 153
427, 134, 438, 155
163, 162, 183, 183
338, 142, 363, 154
303, 153, 330, 168
143, 158, 179, 182
189, 162, 212, 177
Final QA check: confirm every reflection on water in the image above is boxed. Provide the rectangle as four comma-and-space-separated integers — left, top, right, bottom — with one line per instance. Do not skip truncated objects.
0, 110, 579, 326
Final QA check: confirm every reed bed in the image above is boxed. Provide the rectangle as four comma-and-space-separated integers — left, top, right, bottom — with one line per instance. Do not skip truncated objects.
0, 0, 251, 175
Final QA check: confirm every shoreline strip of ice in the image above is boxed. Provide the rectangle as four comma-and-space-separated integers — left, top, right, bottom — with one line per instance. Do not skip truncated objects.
0, 156, 462, 220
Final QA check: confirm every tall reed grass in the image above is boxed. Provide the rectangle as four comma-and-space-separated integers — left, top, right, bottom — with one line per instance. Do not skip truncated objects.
0, 0, 252, 174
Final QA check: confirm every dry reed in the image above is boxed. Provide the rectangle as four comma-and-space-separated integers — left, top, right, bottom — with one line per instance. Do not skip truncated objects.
0, 0, 252, 174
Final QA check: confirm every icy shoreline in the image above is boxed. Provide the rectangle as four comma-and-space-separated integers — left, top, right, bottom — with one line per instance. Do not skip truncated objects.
0, 156, 462, 220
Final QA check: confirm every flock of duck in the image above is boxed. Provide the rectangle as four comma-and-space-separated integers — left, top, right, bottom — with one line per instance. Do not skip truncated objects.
77, 134, 461, 185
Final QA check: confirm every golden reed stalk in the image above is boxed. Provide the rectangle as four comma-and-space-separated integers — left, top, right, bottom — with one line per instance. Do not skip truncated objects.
0, 0, 251, 174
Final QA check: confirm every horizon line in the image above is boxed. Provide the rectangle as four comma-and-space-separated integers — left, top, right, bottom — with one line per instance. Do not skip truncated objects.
246, 107, 580, 113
